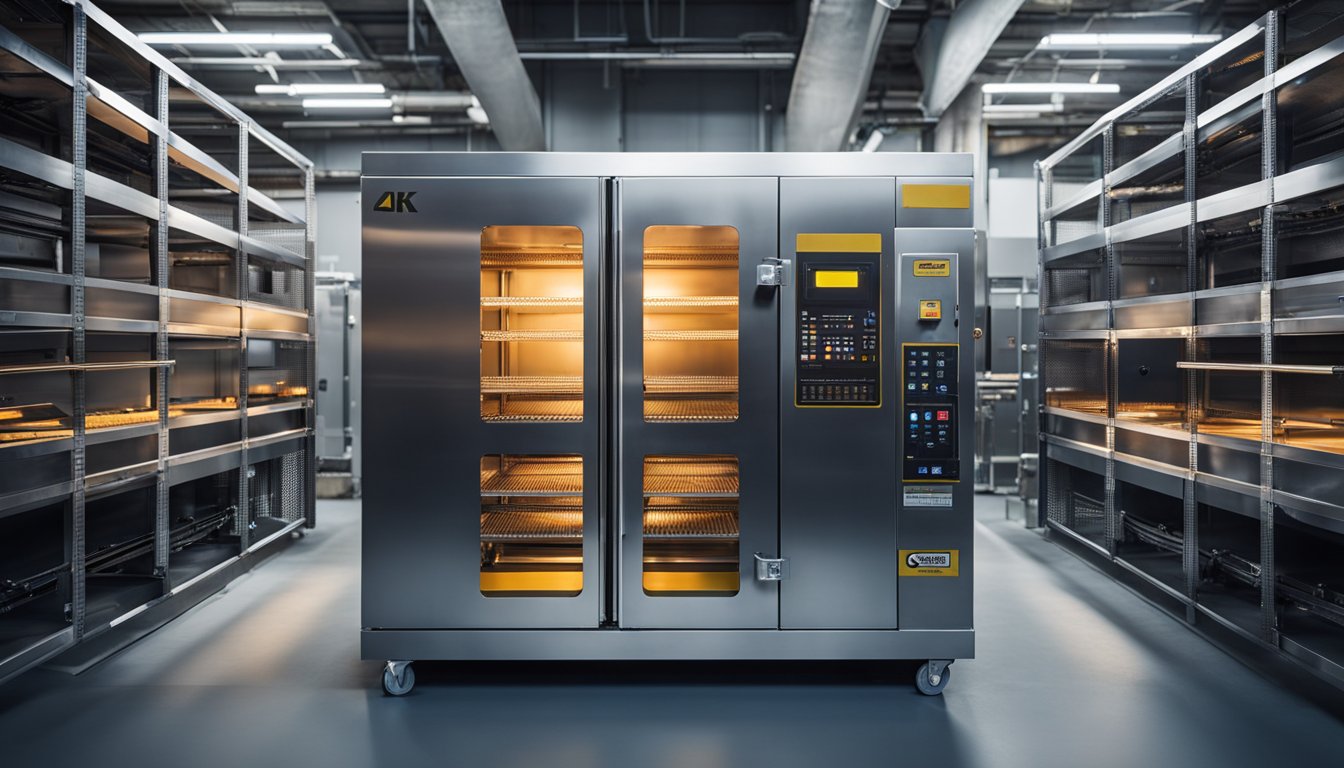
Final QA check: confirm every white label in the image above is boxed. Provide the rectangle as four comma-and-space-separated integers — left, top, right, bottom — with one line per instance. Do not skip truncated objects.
903, 486, 953, 508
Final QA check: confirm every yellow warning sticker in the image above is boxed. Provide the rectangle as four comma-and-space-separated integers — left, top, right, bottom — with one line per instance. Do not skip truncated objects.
912, 259, 951, 277
899, 549, 960, 577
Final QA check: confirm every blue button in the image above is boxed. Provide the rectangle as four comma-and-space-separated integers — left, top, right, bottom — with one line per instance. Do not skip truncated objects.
909, 412, 919, 422
917, 466, 929, 475
931, 466, 944, 476
923, 411, 933, 421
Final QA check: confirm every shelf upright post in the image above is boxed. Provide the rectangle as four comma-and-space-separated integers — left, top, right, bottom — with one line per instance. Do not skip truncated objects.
237, 121, 251, 551
68, 0, 89, 641
1182, 71, 1200, 622
153, 67, 171, 582
1034, 159, 1049, 531
1258, 10, 1279, 645
305, 162, 317, 528
1102, 124, 1118, 557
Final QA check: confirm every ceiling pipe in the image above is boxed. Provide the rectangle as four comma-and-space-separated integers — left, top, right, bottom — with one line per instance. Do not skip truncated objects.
422, 0, 545, 150
785, 0, 894, 151
915, 0, 1029, 118
196, 90, 475, 111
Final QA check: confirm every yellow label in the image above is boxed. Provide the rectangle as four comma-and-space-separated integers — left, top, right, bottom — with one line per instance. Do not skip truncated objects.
902, 184, 971, 209
796, 233, 882, 253
919, 300, 942, 320
815, 270, 860, 289
898, 550, 960, 577
913, 259, 951, 277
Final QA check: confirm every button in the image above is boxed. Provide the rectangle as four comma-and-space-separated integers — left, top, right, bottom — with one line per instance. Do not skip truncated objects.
917, 466, 929, 475
937, 410, 949, 421
909, 412, 919, 422
931, 466, 944, 476
923, 411, 933, 421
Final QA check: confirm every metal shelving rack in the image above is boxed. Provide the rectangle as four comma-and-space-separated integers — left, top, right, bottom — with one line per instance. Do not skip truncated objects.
1037, 2, 1344, 688
0, 0, 315, 684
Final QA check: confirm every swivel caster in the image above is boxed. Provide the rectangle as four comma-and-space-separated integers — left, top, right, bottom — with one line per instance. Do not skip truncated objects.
915, 660, 952, 696
382, 660, 415, 696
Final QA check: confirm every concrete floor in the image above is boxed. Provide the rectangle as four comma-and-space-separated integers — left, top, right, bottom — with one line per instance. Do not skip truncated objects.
1, 497, 1342, 768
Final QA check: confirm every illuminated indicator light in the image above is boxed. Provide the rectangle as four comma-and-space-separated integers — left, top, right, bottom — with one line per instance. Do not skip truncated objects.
815, 270, 860, 288
937, 410, 950, 421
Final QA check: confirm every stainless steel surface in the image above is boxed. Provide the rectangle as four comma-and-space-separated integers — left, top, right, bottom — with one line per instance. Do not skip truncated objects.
362, 152, 975, 664
1038, 7, 1344, 692
778, 176, 897, 630
0, 0, 315, 686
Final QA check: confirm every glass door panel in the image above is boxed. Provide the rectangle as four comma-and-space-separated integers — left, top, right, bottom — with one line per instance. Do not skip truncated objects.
480, 226, 584, 423
642, 456, 740, 595
642, 226, 739, 422
480, 454, 583, 596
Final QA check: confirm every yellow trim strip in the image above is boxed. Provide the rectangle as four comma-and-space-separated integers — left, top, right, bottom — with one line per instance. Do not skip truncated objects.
902, 184, 971, 209
643, 571, 740, 593
796, 233, 882, 253
480, 571, 583, 594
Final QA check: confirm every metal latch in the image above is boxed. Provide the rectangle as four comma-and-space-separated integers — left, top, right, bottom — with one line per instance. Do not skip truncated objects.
757, 257, 790, 287
754, 554, 790, 581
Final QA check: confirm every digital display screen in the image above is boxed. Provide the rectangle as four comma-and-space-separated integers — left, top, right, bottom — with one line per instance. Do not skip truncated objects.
814, 270, 860, 289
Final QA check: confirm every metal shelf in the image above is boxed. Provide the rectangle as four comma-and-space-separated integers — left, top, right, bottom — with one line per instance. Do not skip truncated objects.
643, 500, 739, 539
480, 376, 582, 394
480, 329, 582, 342
1037, 7, 1344, 693
480, 251, 582, 269
480, 504, 583, 542
481, 459, 583, 496
644, 375, 737, 394
644, 330, 737, 341
481, 296, 583, 310
644, 398, 739, 423
643, 295, 738, 310
0, 0, 316, 687
480, 398, 584, 423
643, 458, 739, 496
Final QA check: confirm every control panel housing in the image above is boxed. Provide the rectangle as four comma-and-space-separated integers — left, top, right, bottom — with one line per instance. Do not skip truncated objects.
794, 254, 881, 406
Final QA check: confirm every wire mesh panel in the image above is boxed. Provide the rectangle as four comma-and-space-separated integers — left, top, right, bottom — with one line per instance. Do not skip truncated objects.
248, 449, 307, 539
1041, 339, 1109, 416
1045, 458, 1107, 546
1042, 248, 1107, 308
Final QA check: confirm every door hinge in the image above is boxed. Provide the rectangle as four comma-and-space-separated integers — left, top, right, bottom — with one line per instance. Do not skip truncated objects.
754, 554, 790, 581
757, 257, 790, 287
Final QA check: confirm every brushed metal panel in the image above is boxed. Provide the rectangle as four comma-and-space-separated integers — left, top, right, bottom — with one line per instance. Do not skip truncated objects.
617, 176, 779, 630
363, 175, 603, 630
779, 177, 896, 629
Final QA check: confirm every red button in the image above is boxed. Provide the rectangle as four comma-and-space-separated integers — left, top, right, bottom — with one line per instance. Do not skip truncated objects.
937, 410, 950, 421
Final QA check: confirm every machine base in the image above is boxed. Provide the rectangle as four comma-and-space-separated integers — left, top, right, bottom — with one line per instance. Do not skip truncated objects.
362, 628, 974, 662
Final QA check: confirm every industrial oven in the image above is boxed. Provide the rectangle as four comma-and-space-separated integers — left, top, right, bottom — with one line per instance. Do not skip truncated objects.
361, 153, 975, 695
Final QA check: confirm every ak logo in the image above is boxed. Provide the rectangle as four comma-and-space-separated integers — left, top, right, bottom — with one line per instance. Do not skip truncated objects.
373, 191, 418, 213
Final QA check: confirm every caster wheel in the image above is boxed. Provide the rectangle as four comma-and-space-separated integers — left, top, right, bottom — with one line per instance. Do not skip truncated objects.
382, 662, 415, 696
915, 662, 951, 696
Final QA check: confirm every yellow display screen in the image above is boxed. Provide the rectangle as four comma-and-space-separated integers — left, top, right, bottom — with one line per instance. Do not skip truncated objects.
814, 270, 860, 289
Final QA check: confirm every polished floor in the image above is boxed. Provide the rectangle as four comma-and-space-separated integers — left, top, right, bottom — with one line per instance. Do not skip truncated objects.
1, 497, 1342, 768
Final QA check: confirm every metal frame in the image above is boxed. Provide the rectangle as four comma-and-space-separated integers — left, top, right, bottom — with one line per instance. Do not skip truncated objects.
1037, 10, 1344, 688
0, 0, 316, 686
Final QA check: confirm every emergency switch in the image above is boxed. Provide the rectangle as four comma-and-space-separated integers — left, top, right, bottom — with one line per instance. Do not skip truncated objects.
919, 300, 942, 321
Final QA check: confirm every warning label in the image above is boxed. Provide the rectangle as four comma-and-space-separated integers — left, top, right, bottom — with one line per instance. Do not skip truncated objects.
903, 486, 953, 508
899, 549, 960, 577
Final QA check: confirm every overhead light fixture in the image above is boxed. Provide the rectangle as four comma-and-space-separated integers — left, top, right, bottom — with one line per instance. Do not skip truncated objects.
1039, 33, 1222, 50
256, 83, 386, 96
139, 32, 334, 47
302, 97, 392, 109
169, 57, 362, 69
861, 130, 885, 153
982, 82, 1120, 95
983, 103, 1060, 114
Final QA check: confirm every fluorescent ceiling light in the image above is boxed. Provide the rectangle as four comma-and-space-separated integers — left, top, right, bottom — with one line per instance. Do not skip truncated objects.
982, 82, 1120, 95
983, 103, 1060, 113
139, 32, 333, 47
1039, 33, 1222, 50
861, 130, 885, 153
302, 97, 392, 109
256, 83, 385, 96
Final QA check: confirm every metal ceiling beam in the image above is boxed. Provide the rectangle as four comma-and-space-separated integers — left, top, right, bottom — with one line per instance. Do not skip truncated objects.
422, 0, 544, 150
785, 0, 892, 151
915, 0, 1028, 118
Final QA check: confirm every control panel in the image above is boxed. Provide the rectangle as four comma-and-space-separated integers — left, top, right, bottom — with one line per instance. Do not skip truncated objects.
795, 254, 881, 406
902, 344, 959, 480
